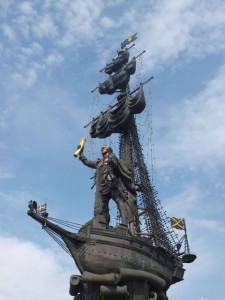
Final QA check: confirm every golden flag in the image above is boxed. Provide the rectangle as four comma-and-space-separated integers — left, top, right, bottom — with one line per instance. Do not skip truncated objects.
121, 33, 138, 49
37, 204, 46, 213
170, 217, 185, 230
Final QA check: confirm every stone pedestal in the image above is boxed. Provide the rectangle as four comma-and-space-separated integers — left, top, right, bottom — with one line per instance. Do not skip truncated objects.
69, 271, 168, 300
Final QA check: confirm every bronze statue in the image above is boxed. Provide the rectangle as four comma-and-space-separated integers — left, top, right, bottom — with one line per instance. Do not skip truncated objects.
27, 36, 196, 300
78, 145, 138, 234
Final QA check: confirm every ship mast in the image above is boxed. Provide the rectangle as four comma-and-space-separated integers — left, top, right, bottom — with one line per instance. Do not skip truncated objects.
89, 35, 179, 252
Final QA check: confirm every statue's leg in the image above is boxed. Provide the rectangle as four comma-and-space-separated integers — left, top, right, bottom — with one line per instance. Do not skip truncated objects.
112, 189, 130, 225
112, 189, 138, 235
94, 191, 110, 226
94, 190, 101, 216
126, 192, 139, 235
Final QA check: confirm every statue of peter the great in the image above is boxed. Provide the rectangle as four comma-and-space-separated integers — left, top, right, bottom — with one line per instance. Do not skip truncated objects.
78, 145, 138, 234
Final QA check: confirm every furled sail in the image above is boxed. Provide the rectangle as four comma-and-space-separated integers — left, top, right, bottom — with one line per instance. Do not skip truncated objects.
98, 58, 136, 95
104, 50, 129, 75
90, 85, 145, 138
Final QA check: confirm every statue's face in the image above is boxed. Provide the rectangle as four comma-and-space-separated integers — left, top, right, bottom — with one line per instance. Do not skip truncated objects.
101, 145, 111, 155
101, 145, 108, 155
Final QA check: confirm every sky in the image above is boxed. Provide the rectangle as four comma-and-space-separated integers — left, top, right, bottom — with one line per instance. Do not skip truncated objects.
0, 0, 225, 299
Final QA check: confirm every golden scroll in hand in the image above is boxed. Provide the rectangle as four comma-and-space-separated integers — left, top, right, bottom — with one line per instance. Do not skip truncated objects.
73, 137, 86, 157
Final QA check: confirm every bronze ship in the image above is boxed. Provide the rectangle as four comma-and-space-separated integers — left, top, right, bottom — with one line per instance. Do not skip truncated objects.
28, 34, 196, 300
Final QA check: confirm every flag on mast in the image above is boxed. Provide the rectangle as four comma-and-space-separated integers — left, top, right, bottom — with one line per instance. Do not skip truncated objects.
37, 203, 47, 213
170, 217, 185, 230
121, 33, 138, 49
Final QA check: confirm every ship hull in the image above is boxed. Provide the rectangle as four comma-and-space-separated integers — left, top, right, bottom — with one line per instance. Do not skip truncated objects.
28, 203, 185, 299
64, 225, 184, 289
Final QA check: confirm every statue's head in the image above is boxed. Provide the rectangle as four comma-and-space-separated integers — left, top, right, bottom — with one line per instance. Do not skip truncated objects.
101, 145, 113, 155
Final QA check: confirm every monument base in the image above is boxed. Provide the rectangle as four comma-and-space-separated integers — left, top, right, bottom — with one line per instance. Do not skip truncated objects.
69, 270, 169, 300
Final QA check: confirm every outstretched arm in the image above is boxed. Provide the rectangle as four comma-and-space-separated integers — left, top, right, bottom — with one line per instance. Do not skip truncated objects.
79, 152, 97, 169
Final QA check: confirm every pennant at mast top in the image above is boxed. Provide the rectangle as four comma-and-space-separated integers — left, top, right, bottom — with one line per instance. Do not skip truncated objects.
121, 32, 138, 49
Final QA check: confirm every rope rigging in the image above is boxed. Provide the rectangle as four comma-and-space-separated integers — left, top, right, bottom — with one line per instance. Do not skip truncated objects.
119, 115, 179, 252
44, 227, 72, 257
47, 217, 82, 231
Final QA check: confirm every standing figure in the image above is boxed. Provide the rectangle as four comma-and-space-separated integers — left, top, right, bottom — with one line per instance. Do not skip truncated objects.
78, 145, 138, 234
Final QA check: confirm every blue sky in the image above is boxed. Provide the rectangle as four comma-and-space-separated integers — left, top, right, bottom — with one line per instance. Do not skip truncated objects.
0, 0, 225, 299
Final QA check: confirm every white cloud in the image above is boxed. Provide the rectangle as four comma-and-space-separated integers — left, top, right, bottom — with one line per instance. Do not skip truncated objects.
156, 64, 225, 170
32, 13, 58, 39
21, 42, 43, 57
100, 16, 116, 29
19, 1, 35, 15
131, 0, 225, 70
2, 0, 224, 90
0, 235, 76, 300
164, 184, 205, 216
195, 218, 225, 233
1, 24, 16, 41
0, 190, 31, 209
45, 52, 64, 66
57, 0, 104, 47
0, 81, 87, 153
0, 0, 12, 18
11, 68, 38, 88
